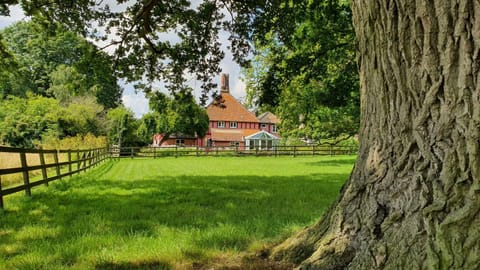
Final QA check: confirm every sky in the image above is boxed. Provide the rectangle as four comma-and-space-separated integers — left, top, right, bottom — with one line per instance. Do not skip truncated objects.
0, 3, 246, 118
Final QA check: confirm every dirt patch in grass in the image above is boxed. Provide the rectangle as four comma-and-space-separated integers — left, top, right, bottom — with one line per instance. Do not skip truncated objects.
95, 260, 172, 270
192, 249, 295, 270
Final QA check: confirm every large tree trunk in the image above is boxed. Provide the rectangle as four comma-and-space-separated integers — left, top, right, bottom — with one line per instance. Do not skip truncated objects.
271, 1, 480, 269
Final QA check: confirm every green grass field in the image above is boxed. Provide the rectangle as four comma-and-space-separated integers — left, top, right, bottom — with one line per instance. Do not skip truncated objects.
0, 156, 355, 270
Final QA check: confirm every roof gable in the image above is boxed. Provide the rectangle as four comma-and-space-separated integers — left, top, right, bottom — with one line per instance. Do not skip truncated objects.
245, 130, 280, 140
206, 93, 259, 122
257, 111, 281, 124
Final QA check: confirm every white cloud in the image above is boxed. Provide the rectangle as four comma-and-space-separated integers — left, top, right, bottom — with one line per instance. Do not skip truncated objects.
121, 84, 150, 118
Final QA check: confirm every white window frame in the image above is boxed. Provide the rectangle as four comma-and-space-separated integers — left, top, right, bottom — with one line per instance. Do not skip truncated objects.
218, 121, 225, 128
272, 124, 278, 133
176, 139, 185, 146
230, 121, 237, 128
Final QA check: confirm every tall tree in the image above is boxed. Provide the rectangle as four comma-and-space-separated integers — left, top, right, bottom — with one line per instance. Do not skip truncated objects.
0, 21, 122, 108
143, 90, 209, 145
270, 1, 480, 269
106, 106, 140, 147
243, 0, 359, 143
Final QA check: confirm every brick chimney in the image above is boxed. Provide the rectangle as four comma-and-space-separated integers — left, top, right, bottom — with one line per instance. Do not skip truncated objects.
220, 73, 229, 93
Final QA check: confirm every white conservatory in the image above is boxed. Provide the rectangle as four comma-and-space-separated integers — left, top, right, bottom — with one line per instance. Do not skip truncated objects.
244, 130, 280, 150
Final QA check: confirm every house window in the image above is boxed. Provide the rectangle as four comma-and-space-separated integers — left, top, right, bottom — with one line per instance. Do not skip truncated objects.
176, 139, 185, 146
218, 121, 225, 128
260, 123, 267, 129
230, 141, 240, 147
272, 125, 278, 133
230, 121, 237, 128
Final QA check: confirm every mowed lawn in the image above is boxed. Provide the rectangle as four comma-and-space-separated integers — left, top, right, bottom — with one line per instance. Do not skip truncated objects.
0, 156, 355, 270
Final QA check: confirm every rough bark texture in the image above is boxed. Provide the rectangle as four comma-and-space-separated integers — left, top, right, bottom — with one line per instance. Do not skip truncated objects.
271, 1, 480, 269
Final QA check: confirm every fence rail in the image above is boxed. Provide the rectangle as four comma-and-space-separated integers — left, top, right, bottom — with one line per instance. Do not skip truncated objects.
112, 145, 358, 158
0, 146, 109, 208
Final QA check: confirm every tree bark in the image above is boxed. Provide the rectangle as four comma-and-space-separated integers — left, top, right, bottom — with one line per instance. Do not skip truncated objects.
271, 0, 480, 269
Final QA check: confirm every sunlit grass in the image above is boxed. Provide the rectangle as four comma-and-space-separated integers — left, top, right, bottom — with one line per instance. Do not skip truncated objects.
0, 156, 355, 269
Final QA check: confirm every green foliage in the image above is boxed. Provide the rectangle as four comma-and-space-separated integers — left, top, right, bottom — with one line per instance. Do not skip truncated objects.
48, 65, 88, 104
139, 90, 209, 145
0, 156, 354, 269
0, 21, 121, 108
40, 133, 108, 150
243, 0, 359, 144
106, 106, 141, 147
58, 96, 105, 137
0, 95, 106, 148
0, 95, 60, 147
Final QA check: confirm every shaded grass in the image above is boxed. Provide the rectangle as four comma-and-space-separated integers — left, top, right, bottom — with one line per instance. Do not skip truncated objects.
0, 156, 355, 269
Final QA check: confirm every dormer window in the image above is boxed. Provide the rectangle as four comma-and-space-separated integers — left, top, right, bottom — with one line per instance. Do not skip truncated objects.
218, 121, 225, 128
272, 124, 278, 133
260, 123, 267, 129
230, 121, 237, 128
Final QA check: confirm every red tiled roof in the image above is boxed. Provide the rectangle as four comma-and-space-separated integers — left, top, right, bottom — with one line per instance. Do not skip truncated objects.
210, 128, 259, 142
257, 111, 281, 124
207, 93, 259, 123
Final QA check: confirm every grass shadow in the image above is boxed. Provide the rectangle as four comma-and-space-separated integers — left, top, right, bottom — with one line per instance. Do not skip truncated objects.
305, 156, 357, 166
96, 261, 171, 270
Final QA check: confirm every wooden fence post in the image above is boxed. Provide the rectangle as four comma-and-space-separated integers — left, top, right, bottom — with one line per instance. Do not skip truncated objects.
68, 150, 72, 176
196, 146, 199, 157
39, 148, 48, 185
53, 150, 61, 180
88, 149, 93, 166
130, 147, 134, 159
293, 146, 297, 157
312, 145, 316, 156
0, 175, 4, 209
83, 151, 87, 169
19, 152, 31, 196
77, 149, 81, 172
153, 147, 156, 159
329, 145, 333, 157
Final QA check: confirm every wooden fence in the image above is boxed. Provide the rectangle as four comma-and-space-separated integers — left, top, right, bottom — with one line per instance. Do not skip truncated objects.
112, 145, 358, 158
0, 146, 109, 209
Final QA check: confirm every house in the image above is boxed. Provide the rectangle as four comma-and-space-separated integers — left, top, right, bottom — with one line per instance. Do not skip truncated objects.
152, 73, 280, 148
204, 74, 280, 149
258, 111, 280, 134
152, 133, 199, 147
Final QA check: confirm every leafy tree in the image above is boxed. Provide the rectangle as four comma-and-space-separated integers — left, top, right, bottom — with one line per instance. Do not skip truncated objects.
244, 0, 359, 144
0, 94, 105, 147
137, 112, 160, 144
0, 95, 61, 147
0, 21, 121, 108
48, 65, 88, 104
58, 96, 105, 137
141, 90, 209, 145
106, 106, 140, 147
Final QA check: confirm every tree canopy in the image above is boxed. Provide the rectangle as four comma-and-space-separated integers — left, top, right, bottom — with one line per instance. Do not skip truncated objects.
1, 1, 301, 104
0, 20, 122, 108
243, 0, 359, 144
138, 90, 209, 145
